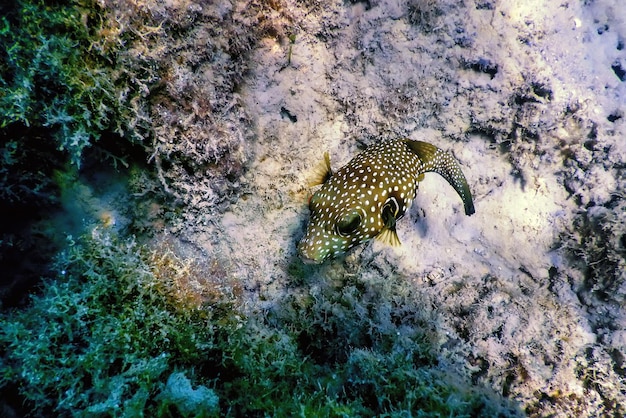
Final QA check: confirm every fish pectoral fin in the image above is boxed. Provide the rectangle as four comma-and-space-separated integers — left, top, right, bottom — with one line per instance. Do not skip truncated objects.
377, 200, 401, 246
404, 139, 475, 216
308, 151, 332, 187
375, 227, 402, 247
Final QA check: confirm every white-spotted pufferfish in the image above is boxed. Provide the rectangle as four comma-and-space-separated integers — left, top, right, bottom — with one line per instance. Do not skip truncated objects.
298, 138, 475, 264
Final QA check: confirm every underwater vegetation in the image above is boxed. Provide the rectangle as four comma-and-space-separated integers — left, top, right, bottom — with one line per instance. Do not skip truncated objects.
0, 0, 257, 299
0, 0, 122, 167
0, 232, 229, 416
0, 0, 124, 304
0, 231, 522, 416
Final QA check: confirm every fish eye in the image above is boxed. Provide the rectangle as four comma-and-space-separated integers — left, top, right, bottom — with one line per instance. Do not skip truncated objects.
336, 212, 361, 236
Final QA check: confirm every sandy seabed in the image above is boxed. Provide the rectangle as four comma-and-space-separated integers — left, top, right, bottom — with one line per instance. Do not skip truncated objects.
193, 1, 626, 415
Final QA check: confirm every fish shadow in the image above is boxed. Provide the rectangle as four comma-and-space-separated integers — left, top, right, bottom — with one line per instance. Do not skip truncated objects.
412, 208, 429, 238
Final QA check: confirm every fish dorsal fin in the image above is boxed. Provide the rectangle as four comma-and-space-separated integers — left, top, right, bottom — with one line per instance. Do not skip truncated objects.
308, 151, 332, 187
403, 139, 475, 216
376, 227, 401, 247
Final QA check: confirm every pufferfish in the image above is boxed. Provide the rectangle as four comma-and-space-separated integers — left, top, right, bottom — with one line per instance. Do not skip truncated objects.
298, 138, 475, 264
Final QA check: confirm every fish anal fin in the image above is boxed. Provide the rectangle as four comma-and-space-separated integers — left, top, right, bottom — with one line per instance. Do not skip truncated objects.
375, 227, 402, 247
309, 151, 332, 187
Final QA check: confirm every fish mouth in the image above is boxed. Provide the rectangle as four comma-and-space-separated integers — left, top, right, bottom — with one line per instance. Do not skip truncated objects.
298, 249, 324, 265
299, 254, 323, 265
297, 243, 325, 265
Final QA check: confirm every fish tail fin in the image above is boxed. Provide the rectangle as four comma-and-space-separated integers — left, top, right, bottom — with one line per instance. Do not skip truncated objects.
404, 140, 475, 216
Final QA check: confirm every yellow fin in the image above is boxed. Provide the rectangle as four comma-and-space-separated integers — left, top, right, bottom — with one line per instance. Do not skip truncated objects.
308, 151, 332, 186
403, 139, 439, 163
375, 227, 401, 247
417, 173, 425, 182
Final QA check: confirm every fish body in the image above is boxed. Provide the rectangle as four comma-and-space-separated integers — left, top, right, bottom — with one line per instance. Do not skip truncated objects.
298, 138, 474, 264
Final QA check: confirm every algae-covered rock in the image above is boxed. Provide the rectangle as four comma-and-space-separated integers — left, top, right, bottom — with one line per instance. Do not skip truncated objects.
160, 372, 219, 417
